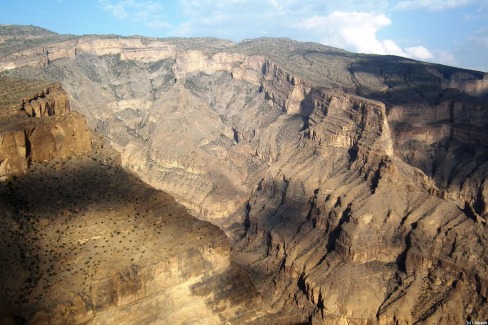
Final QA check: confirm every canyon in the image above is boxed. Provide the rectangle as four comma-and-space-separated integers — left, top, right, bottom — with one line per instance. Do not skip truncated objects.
1, 25, 488, 324
0, 77, 269, 324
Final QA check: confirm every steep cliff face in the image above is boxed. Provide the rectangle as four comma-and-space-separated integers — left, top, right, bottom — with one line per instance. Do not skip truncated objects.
21, 85, 70, 117
387, 93, 488, 217
0, 112, 92, 176
0, 77, 267, 324
226, 63, 487, 322
344, 59, 488, 218
0, 79, 90, 177
1, 26, 488, 324
3, 34, 487, 216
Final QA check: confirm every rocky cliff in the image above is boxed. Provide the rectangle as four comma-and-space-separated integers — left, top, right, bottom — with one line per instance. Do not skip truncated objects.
0, 77, 268, 324
0, 78, 89, 177
1, 26, 488, 324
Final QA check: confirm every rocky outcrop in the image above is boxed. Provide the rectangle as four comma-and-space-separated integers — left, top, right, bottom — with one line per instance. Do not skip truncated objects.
21, 85, 70, 117
0, 114, 92, 177
1, 26, 488, 324
0, 78, 267, 324
387, 94, 488, 217
0, 129, 28, 176
0, 80, 90, 177
427, 67, 488, 97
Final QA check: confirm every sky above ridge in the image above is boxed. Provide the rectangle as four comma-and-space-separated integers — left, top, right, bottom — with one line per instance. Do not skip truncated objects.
1, 0, 487, 72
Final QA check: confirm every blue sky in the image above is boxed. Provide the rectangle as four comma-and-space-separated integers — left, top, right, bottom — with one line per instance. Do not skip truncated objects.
1, 0, 487, 72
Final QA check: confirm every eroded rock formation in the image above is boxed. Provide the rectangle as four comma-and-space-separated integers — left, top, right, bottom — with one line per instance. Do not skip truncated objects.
1, 25, 488, 324
0, 77, 269, 324
0, 78, 89, 177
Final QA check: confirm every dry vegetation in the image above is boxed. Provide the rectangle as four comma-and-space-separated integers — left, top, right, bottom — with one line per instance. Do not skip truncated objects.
1, 25, 487, 323
0, 77, 243, 323
0, 133, 219, 320
0, 78, 55, 119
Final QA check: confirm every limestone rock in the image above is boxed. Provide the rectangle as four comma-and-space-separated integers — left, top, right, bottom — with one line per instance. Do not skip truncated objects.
0, 77, 267, 324
21, 86, 70, 117
1, 26, 488, 324
0, 78, 91, 177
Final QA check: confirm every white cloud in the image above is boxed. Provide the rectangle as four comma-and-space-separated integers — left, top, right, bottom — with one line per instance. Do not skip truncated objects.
300, 12, 392, 54
268, 0, 284, 10
176, 0, 290, 38
432, 50, 458, 66
268, 0, 298, 11
382, 40, 406, 56
394, 0, 479, 11
100, 0, 129, 19
405, 46, 434, 59
325, 12, 393, 54
297, 11, 433, 60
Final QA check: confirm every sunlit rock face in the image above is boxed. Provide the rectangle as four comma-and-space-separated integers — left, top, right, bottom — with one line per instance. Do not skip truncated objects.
1, 25, 488, 324
0, 77, 266, 324
0, 79, 90, 177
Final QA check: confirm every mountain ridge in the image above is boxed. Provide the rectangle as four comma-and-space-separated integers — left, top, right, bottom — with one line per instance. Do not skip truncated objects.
1, 24, 488, 324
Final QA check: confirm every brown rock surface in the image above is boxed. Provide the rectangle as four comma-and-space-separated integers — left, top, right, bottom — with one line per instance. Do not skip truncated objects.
0, 78, 90, 176
0, 77, 270, 324
0, 155, 265, 324
1, 25, 488, 324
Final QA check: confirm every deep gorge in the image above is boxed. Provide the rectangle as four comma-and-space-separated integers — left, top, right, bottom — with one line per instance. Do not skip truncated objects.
1, 25, 488, 324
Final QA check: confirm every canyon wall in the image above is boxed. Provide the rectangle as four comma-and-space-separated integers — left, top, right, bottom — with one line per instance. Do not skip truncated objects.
0, 77, 269, 324
1, 27, 488, 324
3, 35, 487, 215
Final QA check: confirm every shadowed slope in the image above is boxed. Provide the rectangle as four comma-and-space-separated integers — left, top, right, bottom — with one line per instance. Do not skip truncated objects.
1, 26, 488, 324
0, 77, 267, 324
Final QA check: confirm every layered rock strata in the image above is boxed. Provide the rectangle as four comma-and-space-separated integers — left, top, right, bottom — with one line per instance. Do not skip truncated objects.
2, 33, 487, 218
0, 78, 89, 177
0, 78, 268, 324
1, 26, 488, 324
